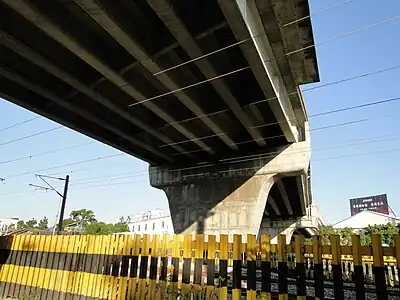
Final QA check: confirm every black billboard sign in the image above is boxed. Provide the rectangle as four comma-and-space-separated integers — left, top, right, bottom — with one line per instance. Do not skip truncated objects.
349, 194, 389, 216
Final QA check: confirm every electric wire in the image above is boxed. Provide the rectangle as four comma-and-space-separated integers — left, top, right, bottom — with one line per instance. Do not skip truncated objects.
152, 0, 355, 76
1, 110, 397, 180
2, 63, 399, 153
0, 142, 94, 165
66, 134, 400, 185
0, 116, 41, 133
161, 63, 400, 127
130, 14, 400, 106
282, 0, 354, 27
3, 153, 124, 180
3, 144, 400, 198
0, 126, 63, 146
159, 96, 400, 148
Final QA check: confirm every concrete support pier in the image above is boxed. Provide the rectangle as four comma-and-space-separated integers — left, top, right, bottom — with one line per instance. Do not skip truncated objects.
149, 130, 311, 240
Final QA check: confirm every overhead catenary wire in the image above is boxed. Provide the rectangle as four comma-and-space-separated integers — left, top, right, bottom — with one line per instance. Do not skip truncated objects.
0, 141, 94, 165
1, 108, 397, 181
1, 62, 398, 154
159, 95, 400, 149
0, 126, 63, 146
4, 153, 125, 180
161, 64, 400, 127
3, 143, 400, 198
129, 14, 400, 106
2, 118, 398, 187
0, 116, 41, 133
282, 0, 354, 27
165, 119, 369, 152
152, 0, 355, 76
63, 134, 400, 185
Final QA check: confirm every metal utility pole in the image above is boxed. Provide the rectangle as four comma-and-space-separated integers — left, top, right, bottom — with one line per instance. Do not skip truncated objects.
58, 175, 70, 234
29, 174, 70, 234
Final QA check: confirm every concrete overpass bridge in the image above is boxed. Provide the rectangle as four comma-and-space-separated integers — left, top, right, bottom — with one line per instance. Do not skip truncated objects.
0, 0, 321, 241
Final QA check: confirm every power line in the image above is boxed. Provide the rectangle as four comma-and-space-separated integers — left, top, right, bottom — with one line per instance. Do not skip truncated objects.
66, 134, 400, 185
72, 170, 147, 184
4, 153, 125, 180
1, 110, 396, 181
18, 131, 400, 188
0, 116, 41, 133
159, 96, 399, 148
159, 64, 400, 128
309, 96, 400, 118
3, 137, 400, 198
33, 147, 400, 192
0, 142, 94, 165
250, 64, 400, 107
152, 0, 354, 76
282, 0, 354, 27
46, 159, 142, 177
130, 14, 400, 106
0, 126, 63, 146
168, 119, 369, 154
1, 59, 397, 155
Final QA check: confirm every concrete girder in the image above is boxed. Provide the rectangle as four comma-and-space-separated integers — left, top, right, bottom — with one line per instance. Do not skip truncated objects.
64, 21, 229, 100
296, 174, 307, 216
147, 0, 266, 147
0, 68, 174, 162
276, 179, 293, 216
267, 195, 281, 216
0, 30, 191, 158
1, 0, 215, 155
218, 0, 300, 142
72, 0, 238, 151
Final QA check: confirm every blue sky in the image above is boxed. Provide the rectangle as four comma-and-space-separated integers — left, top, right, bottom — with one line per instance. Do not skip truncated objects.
1, 0, 400, 225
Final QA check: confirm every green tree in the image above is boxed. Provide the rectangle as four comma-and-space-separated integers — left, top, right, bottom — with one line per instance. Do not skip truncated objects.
339, 227, 354, 246
16, 220, 26, 229
317, 225, 336, 245
25, 218, 38, 229
361, 223, 399, 246
86, 222, 112, 235
70, 209, 96, 228
37, 217, 49, 230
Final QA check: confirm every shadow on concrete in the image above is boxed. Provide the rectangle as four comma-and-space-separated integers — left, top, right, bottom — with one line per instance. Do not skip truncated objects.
152, 144, 307, 235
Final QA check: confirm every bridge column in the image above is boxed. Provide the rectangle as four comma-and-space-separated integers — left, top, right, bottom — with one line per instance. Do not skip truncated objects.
149, 136, 311, 236
151, 171, 278, 236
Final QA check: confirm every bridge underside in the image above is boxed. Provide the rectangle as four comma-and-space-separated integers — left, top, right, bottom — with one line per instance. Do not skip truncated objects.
0, 0, 318, 166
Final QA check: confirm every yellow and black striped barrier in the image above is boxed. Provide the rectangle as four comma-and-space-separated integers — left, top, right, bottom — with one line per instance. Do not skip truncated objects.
0, 233, 400, 299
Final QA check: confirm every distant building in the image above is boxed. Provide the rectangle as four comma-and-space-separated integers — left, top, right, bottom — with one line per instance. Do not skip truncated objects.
333, 210, 400, 232
0, 217, 19, 235
126, 209, 174, 235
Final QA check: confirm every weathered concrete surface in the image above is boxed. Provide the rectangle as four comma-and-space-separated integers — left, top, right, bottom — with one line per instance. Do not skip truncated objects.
150, 131, 311, 236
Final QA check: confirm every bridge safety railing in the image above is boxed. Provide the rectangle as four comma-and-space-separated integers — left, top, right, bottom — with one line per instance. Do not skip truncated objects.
0, 233, 399, 299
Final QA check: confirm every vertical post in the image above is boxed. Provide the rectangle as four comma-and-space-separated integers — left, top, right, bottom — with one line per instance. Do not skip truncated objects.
57, 175, 69, 234
232, 235, 242, 300
278, 234, 288, 300
260, 234, 271, 300
331, 235, 344, 299
371, 234, 388, 300
352, 235, 365, 300
313, 235, 324, 300
295, 236, 306, 300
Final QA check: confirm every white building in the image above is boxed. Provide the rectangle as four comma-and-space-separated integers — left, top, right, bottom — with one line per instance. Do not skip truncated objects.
127, 209, 174, 235
333, 210, 400, 231
0, 217, 19, 235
